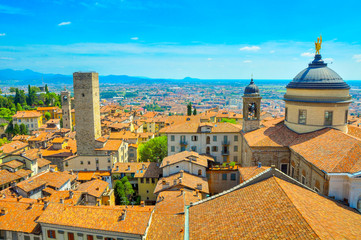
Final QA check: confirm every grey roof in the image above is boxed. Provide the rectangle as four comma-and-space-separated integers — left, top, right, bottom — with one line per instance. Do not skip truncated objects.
244, 79, 260, 95
286, 54, 350, 89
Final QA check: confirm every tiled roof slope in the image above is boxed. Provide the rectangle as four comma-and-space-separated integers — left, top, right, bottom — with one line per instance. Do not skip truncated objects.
188, 176, 361, 239
77, 179, 108, 198
238, 166, 270, 182
161, 151, 213, 168
146, 190, 201, 240
244, 123, 361, 173
112, 162, 162, 178
0, 199, 44, 234
37, 203, 154, 235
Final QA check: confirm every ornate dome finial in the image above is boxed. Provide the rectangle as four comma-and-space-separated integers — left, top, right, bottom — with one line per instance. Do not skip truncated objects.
315, 35, 322, 55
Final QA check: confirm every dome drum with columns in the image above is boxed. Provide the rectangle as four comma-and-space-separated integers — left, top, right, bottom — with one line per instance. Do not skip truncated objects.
284, 45, 352, 134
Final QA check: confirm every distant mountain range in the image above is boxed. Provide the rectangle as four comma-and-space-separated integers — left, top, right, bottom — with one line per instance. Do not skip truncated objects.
0, 68, 200, 85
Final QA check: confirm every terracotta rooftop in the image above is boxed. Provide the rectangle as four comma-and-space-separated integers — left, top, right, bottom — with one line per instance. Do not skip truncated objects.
12, 110, 42, 118
1, 159, 24, 169
46, 190, 83, 205
95, 139, 122, 151
188, 176, 361, 239
238, 166, 270, 183
0, 141, 28, 154
112, 162, 162, 178
161, 151, 213, 168
77, 179, 109, 198
0, 169, 23, 186
154, 171, 209, 194
37, 203, 154, 235
0, 199, 44, 234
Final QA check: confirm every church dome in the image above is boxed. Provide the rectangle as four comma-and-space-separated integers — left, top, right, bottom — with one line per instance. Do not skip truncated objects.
286, 54, 350, 89
244, 79, 259, 95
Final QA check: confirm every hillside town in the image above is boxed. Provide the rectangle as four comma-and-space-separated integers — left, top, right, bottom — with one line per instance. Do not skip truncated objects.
1, 44, 361, 239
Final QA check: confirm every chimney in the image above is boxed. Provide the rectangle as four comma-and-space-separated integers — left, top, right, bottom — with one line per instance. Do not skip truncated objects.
179, 178, 182, 184
140, 201, 145, 207
116, 166, 119, 171
180, 188, 184, 194
28, 203, 34, 209
258, 162, 262, 168
180, 170, 184, 178
173, 179, 177, 185
0, 208, 7, 215
43, 200, 49, 209
195, 189, 199, 197
69, 191, 74, 199
197, 184, 202, 190
17, 196, 23, 202
127, 165, 131, 171
120, 209, 127, 221
60, 198, 64, 204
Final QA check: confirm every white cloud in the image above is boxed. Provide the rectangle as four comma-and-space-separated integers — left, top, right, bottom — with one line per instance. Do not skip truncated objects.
270, 50, 275, 53
323, 58, 334, 63
58, 22, 71, 26
0, 33, 5, 36
239, 46, 260, 51
131, 37, 139, 40
207, 58, 212, 61
353, 54, 361, 62
301, 52, 314, 57
243, 60, 252, 63
0, 57, 14, 60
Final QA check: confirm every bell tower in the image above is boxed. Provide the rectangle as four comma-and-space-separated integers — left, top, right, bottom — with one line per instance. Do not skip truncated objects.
242, 79, 262, 132
61, 87, 72, 131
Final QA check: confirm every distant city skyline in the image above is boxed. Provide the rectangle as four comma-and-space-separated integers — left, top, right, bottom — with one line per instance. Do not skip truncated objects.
1, 0, 361, 79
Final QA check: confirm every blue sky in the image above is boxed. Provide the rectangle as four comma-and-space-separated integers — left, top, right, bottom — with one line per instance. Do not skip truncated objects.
1, 0, 361, 79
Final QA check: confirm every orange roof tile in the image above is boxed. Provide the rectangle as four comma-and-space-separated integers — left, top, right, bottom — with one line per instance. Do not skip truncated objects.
161, 151, 213, 168
12, 110, 42, 118
112, 162, 161, 178
77, 179, 108, 198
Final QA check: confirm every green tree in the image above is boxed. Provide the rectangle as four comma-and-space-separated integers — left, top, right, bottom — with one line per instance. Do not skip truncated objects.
221, 118, 237, 124
187, 102, 192, 116
38, 100, 44, 106
44, 112, 51, 121
45, 84, 49, 93
138, 135, 168, 162
193, 107, 197, 115
16, 103, 23, 111
5, 120, 14, 135
9, 87, 16, 93
13, 124, 20, 135
19, 123, 28, 135
27, 85, 37, 106
14, 89, 26, 105
114, 178, 134, 205
60, 117, 63, 128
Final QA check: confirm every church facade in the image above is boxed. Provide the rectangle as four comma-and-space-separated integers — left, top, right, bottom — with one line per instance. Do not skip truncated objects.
238, 51, 361, 210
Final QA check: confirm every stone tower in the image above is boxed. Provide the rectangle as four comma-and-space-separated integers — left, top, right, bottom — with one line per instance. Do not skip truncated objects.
242, 79, 262, 132
61, 88, 72, 131
73, 72, 101, 155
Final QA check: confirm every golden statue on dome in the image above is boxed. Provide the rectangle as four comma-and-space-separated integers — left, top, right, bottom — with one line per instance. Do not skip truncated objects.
315, 35, 322, 55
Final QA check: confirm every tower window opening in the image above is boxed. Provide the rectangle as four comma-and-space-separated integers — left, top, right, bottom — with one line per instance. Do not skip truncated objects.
324, 111, 333, 126
298, 110, 307, 125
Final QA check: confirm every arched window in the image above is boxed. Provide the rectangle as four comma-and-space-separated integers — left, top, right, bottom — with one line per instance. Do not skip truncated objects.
206, 136, 210, 144
198, 169, 202, 176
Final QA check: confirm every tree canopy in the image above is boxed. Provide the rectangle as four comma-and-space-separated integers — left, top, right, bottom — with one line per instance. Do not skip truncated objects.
138, 135, 168, 162
221, 118, 237, 124
114, 176, 135, 205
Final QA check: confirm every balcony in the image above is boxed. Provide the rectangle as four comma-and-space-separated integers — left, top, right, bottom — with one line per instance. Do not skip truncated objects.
222, 140, 230, 145
221, 151, 230, 155
180, 140, 188, 146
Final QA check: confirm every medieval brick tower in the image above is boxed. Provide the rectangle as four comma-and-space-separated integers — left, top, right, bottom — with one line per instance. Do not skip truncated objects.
242, 79, 262, 132
73, 72, 101, 155
61, 88, 72, 131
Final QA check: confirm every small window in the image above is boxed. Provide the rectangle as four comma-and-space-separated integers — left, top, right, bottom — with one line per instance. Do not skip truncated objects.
96, 159, 99, 163
324, 111, 333, 126
301, 175, 306, 185
24, 236, 31, 240
314, 187, 320, 193
146, 178, 150, 184
291, 166, 295, 178
48, 230, 56, 239
88, 161, 91, 165
191, 146, 197, 151
108, 158, 111, 163
223, 156, 227, 162
345, 110, 348, 124
152, 178, 155, 183
234, 146, 238, 152
171, 146, 175, 152
298, 109, 307, 124
234, 135, 238, 141
80, 161, 83, 165
213, 136, 217, 141
146, 190, 149, 193
140, 178, 144, 183
285, 107, 288, 121
212, 146, 218, 152
198, 169, 202, 176
87, 235, 94, 240
191, 135, 198, 141
280, 163, 288, 174
206, 136, 210, 144
233, 156, 238, 162
170, 135, 175, 141
230, 173, 236, 181
222, 174, 227, 180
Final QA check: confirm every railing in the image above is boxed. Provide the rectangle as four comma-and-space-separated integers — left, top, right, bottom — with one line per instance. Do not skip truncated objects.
221, 151, 230, 155
180, 140, 188, 145
222, 140, 230, 145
